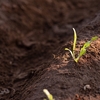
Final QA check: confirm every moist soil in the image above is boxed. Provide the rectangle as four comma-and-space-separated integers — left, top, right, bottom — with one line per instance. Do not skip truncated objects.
0, 0, 100, 100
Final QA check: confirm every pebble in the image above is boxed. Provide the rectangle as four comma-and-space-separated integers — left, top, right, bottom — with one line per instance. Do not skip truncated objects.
84, 84, 91, 90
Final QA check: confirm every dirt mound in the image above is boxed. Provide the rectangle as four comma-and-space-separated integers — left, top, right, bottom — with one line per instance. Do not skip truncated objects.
0, 0, 100, 100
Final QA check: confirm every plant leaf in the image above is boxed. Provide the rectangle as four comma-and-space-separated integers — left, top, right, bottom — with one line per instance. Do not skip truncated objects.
43, 89, 54, 100
65, 48, 70, 50
65, 48, 75, 59
83, 41, 91, 49
79, 48, 86, 57
73, 28, 77, 53
91, 36, 98, 41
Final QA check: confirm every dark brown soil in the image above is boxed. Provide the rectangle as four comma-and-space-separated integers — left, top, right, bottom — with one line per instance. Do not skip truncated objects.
0, 0, 100, 100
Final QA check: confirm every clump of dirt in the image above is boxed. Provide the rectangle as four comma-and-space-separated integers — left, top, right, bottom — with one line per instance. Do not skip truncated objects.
0, 0, 100, 100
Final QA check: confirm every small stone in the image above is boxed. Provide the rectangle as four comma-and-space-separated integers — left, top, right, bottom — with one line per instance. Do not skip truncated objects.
84, 85, 91, 90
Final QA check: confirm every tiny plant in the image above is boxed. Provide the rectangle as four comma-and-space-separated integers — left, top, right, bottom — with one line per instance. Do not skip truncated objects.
65, 28, 98, 63
43, 89, 55, 100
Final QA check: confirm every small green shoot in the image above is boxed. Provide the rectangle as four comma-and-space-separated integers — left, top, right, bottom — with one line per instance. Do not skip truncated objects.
43, 89, 55, 100
65, 28, 98, 63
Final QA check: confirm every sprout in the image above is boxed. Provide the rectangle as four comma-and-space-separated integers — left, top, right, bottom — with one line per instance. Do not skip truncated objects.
65, 28, 98, 63
43, 89, 55, 100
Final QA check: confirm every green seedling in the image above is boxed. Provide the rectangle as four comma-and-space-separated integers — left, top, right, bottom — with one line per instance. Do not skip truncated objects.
65, 28, 98, 63
43, 89, 55, 100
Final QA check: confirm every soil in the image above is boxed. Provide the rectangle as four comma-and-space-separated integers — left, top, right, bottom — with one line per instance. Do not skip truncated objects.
0, 0, 100, 100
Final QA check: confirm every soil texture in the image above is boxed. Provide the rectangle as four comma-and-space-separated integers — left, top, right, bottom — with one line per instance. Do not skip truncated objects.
0, 0, 100, 100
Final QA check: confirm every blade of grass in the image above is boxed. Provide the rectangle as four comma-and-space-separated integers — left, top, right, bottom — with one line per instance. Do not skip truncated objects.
73, 28, 77, 56
65, 48, 75, 60
43, 89, 54, 100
